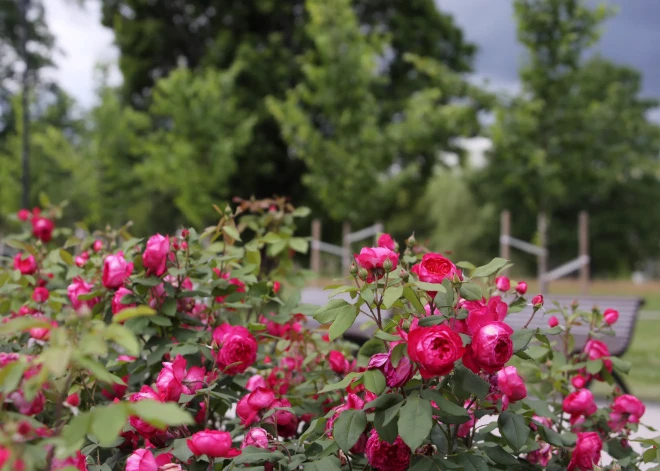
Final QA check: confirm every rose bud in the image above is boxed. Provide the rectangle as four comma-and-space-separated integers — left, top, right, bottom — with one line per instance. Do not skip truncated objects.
377, 233, 397, 251
31, 217, 55, 243
112, 287, 136, 315
17, 209, 31, 221
354, 247, 399, 282
213, 324, 257, 375
125, 448, 173, 471
563, 389, 597, 419
92, 240, 104, 252
67, 277, 99, 312
603, 308, 619, 325
328, 350, 350, 374
515, 281, 528, 295
187, 430, 241, 458
102, 252, 133, 289
584, 339, 613, 375
13, 253, 37, 275
242, 427, 270, 449
572, 374, 587, 389
32, 287, 49, 303
181, 229, 189, 239
463, 322, 514, 374
532, 294, 544, 308
567, 432, 602, 471
548, 316, 559, 328
65, 393, 80, 407
495, 276, 510, 292
497, 366, 527, 403
272, 281, 281, 294
609, 394, 645, 431
143, 234, 170, 276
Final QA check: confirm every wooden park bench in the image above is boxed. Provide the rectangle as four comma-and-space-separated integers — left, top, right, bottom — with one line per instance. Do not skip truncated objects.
302, 289, 644, 393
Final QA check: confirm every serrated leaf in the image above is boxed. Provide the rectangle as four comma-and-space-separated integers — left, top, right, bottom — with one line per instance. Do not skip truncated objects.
319, 372, 362, 393
484, 445, 519, 465
333, 409, 367, 451
414, 281, 446, 293
128, 400, 194, 429
222, 225, 241, 241
403, 286, 425, 313
586, 359, 603, 375
329, 307, 358, 341
459, 282, 482, 301
498, 411, 530, 452
303, 456, 342, 471
421, 390, 469, 424
473, 258, 509, 278
104, 324, 140, 356
512, 328, 536, 353
611, 356, 632, 374
362, 369, 386, 394
112, 305, 156, 323
59, 249, 74, 266
398, 392, 433, 450
314, 299, 354, 324
364, 393, 404, 411
382, 285, 403, 309
91, 403, 128, 446
289, 237, 308, 254
452, 365, 490, 401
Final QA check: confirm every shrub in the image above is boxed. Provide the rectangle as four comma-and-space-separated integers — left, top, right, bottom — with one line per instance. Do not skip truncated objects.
0, 198, 656, 471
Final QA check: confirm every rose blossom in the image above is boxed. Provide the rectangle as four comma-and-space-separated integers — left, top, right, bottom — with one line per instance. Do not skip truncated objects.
93, 240, 104, 252
187, 430, 241, 458
532, 294, 544, 307
52, 450, 88, 471
326, 394, 365, 433
584, 339, 613, 375
515, 281, 527, 295
129, 386, 164, 437
143, 234, 170, 276
377, 233, 397, 251
495, 276, 510, 291
497, 366, 527, 403
407, 325, 464, 378
102, 252, 133, 289
465, 296, 508, 334
242, 427, 270, 449
13, 253, 37, 275
571, 375, 587, 389
365, 429, 410, 471
125, 448, 172, 471
237, 387, 276, 425
32, 287, 49, 303
354, 247, 399, 281
8, 389, 45, 415
609, 394, 645, 431
17, 208, 30, 221
328, 350, 350, 374
367, 351, 414, 388
67, 277, 98, 312
112, 287, 136, 314
463, 322, 513, 374
264, 398, 299, 437
213, 324, 257, 375
412, 253, 461, 285
604, 308, 619, 325
246, 375, 267, 392
563, 389, 597, 420
527, 442, 552, 467
32, 216, 55, 242
568, 432, 602, 471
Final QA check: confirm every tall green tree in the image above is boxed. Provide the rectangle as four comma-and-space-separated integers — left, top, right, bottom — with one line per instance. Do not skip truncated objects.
474, 0, 660, 275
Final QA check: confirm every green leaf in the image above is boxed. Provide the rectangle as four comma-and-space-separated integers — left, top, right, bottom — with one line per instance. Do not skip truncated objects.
452, 365, 490, 401
0, 360, 27, 394
233, 447, 286, 464
128, 400, 194, 429
374, 330, 401, 342
303, 456, 342, 471
39, 192, 51, 207
374, 408, 399, 444
382, 285, 404, 309
455, 453, 490, 471
484, 445, 519, 465
149, 315, 173, 327
170, 438, 194, 462
473, 258, 509, 278
0, 316, 51, 337
329, 307, 358, 341
112, 305, 156, 323
59, 249, 74, 266
319, 372, 362, 393
457, 261, 476, 272
222, 225, 241, 241
261, 232, 282, 243
364, 393, 404, 411
398, 392, 433, 451
611, 356, 632, 374
333, 409, 367, 452
362, 369, 386, 395
91, 403, 128, 446
293, 207, 311, 217
586, 358, 604, 375
381, 401, 404, 426
512, 328, 536, 353
289, 237, 309, 254
390, 343, 406, 367
418, 316, 446, 327
62, 411, 92, 446
459, 282, 482, 301
314, 299, 354, 325
74, 357, 125, 385
421, 390, 469, 424
161, 298, 177, 317
538, 425, 565, 447
403, 286, 425, 313
498, 411, 530, 452
414, 281, 446, 293
104, 324, 140, 356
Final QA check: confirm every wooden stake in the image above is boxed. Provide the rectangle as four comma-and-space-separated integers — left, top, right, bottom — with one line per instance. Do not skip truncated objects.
579, 211, 590, 294
311, 219, 321, 274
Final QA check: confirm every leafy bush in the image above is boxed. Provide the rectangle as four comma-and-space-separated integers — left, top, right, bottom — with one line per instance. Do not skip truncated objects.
0, 198, 656, 471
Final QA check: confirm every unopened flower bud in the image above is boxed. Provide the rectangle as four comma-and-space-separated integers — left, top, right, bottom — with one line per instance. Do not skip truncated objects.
515, 281, 527, 295
350, 263, 358, 276
532, 294, 544, 310
548, 316, 559, 328
399, 269, 409, 281
611, 464, 621, 471
406, 233, 416, 247
383, 258, 393, 272
358, 268, 369, 280
181, 229, 189, 238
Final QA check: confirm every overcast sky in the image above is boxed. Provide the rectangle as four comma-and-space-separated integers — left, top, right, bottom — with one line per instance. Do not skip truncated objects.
44, 0, 660, 109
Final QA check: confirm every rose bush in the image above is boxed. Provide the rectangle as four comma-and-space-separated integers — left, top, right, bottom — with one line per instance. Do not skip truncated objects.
0, 196, 658, 471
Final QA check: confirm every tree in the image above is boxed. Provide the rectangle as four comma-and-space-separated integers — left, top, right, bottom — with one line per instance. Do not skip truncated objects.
99, 0, 479, 225
473, 0, 660, 275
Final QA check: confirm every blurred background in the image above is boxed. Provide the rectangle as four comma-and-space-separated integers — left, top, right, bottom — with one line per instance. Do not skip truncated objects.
2, 0, 660, 395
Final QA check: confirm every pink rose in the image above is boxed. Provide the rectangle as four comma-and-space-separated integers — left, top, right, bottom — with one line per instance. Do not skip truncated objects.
609, 394, 645, 431
465, 296, 508, 334
187, 430, 241, 458
367, 351, 414, 388
326, 393, 365, 433
328, 350, 350, 374
527, 442, 552, 467
246, 374, 267, 392
112, 287, 136, 314
17, 208, 30, 221
32, 217, 55, 243
407, 325, 464, 378
102, 251, 133, 289
129, 386, 164, 437
515, 281, 527, 295
237, 387, 276, 425
463, 322, 513, 374
13, 253, 37, 275
242, 427, 270, 449
93, 240, 104, 252
584, 339, 613, 375
532, 294, 544, 307
32, 287, 49, 303
8, 389, 45, 416
377, 233, 397, 251
495, 276, 510, 291
66, 393, 80, 407
563, 389, 597, 420
263, 398, 298, 437
52, 450, 88, 471
604, 308, 619, 325
67, 277, 98, 312
568, 432, 602, 471
354, 247, 399, 282
412, 253, 460, 284
497, 366, 527, 403
213, 324, 257, 375
571, 375, 587, 389
548, 316, 559, 328
143, 234, 170, 276
156, 355, 187, 402
125, 448, 172, 471
365, 430, 410, 471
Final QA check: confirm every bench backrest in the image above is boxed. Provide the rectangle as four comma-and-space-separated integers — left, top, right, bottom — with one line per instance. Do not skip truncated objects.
302, 289, 643, 356
505, 295, 643, 356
